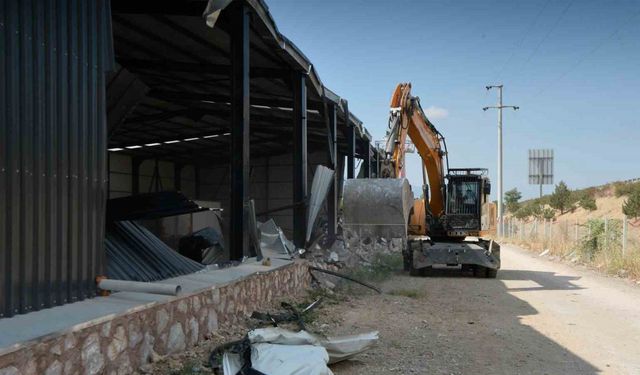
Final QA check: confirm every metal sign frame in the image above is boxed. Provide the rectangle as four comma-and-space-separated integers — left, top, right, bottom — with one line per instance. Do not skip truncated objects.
528, 149, 554, 197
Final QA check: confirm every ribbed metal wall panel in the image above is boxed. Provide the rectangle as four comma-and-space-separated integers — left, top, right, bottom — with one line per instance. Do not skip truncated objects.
0, 0, 114, 318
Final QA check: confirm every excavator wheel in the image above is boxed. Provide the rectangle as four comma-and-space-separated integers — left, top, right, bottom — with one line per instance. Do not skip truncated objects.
407, 240, 430, 276
486, 268, 498, 279
402, 244, 413, 272
474, 266, 498, 278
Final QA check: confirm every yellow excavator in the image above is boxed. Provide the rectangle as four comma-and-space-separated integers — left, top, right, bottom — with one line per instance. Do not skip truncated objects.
343, 83, 500, 277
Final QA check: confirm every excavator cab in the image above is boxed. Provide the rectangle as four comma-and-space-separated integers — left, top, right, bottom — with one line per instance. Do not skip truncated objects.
443, 168, 490, 237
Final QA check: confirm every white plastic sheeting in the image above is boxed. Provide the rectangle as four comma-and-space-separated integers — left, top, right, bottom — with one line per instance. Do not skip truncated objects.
322, 331, 380, 364
306, 165, 335, 242
222, 327, 378, 375
222, 352, 243, 375
251, 343, 332, 375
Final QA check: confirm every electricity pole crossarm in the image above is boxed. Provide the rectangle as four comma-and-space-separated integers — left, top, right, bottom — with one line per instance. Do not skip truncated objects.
483, 84, 519, 237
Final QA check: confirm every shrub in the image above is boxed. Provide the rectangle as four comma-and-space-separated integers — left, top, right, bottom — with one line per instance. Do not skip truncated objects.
513, 205, 531, 220
614, 181, 640, 197
580, 219, 605, 260
623, 189, 640, 219
542, 207, 555, 220
579, 219, 622, 260
578, 193, 597, 211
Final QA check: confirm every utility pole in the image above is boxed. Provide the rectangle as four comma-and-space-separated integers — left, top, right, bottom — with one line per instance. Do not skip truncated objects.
483, 85, 518, 237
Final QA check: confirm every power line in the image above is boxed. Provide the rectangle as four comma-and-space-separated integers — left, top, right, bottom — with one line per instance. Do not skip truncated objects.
492, 0, 552, 83
518, 0, 575, 74
531, 8, 640, 99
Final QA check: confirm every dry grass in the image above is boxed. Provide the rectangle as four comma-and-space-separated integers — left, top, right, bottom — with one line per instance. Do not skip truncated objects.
500, 232, 640, 280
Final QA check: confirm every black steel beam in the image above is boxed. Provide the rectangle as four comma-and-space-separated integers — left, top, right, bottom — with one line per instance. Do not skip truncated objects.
326, 102, 338, 240
344, 100, 355, 179
148, 89, 325, 111
109, 129, 230, 149
117, 58, 289, 80
292, 71, 308, 248
111, 0, 207, 16
229, 4, 250, 260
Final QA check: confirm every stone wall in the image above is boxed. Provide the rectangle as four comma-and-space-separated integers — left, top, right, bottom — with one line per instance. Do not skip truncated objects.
0, 262, 310, 375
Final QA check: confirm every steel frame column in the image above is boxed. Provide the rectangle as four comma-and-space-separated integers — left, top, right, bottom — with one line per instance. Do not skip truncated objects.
132, 157, 143, 195
344, 100, 355, 178
362, 141, 371, 178
292, 71, 308, 248
326, 102, 338, 240
174, 163, 183, 191
229, 4, 250, 260
336, 153, 345, 204
194, 166, 201, 199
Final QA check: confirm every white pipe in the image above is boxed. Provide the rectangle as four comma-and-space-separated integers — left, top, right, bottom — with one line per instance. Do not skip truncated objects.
98, 279, 181, 296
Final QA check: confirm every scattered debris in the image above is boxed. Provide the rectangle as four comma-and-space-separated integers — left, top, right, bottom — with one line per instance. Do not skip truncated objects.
251, 299, 323, 330
539, 249, 550, 257
96, 278, 181, 296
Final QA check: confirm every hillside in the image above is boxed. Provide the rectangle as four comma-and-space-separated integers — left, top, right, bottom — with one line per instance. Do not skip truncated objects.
513, 179, 640, 222
502, 179, 640, 280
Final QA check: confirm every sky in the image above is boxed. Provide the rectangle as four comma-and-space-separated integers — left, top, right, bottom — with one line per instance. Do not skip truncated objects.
264, 0, 640, 200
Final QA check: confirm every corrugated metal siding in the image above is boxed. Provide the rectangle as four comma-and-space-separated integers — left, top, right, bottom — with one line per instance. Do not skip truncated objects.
0, 0, 114, 318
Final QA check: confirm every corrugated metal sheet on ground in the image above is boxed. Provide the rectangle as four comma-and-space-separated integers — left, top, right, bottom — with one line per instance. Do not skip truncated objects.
0, 0, 114, 318
105, 221, 204, 282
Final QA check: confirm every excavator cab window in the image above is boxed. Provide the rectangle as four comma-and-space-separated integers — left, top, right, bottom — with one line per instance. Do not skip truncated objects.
447, 178, 479, 215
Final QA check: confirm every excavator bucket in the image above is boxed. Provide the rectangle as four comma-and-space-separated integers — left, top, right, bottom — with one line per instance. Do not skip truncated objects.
342, 178, 414, 254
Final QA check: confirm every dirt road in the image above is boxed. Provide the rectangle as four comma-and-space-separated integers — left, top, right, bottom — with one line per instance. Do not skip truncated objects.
319, 244, 640, 375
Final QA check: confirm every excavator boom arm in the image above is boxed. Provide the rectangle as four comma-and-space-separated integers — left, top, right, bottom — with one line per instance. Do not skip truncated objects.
386, 83, 446, 217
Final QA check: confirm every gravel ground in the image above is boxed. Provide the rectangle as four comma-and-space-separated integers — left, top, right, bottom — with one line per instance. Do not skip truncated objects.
150, 244, 640, 375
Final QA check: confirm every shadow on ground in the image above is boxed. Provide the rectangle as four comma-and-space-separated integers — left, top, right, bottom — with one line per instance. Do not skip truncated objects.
327, 266, 598, 374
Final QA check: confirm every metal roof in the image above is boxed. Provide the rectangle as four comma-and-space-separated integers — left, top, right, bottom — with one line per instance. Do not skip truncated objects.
107, 0, 375, 165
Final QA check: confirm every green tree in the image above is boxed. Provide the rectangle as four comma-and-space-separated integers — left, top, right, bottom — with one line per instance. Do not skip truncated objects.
549, 181, 573, 214
504, 188, 522, 213
623, 189, 640, 219
578, 193, 597, 211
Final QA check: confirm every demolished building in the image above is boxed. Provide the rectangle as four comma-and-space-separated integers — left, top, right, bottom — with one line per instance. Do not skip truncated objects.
0, 0, 383, 373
